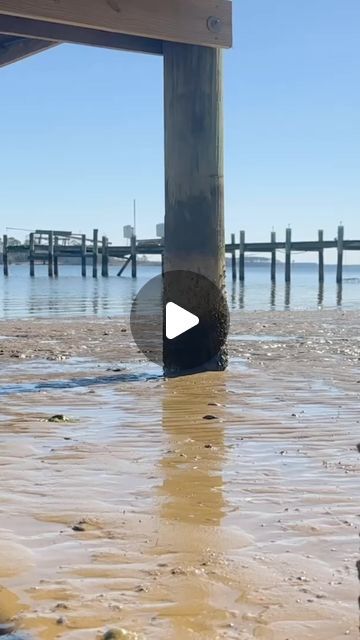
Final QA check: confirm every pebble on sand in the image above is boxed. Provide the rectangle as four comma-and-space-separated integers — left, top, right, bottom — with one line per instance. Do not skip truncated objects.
47, 415, 72, 423
103, 629, 140, 640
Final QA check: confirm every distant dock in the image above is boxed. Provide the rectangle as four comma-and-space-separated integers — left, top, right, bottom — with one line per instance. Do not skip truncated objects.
1, 225, 357, 284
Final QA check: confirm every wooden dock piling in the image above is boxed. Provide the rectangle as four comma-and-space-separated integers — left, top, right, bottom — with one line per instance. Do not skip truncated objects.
81, 234, 87, 277
101, 236, 109, 277
131, 235, 137, 278
231, 233, 236, 281
54, 236, 59, 277
318, 229, 324, 283
239, 230, 245, 282
3, 226, 359, 289
270, 231, 276, 283
2, 234, 8, 276
29, 233, 35, 277
336, 225, 344, 285
285, 227, 292, 283
92, 229, 98, 278
48, 231, 54, 277
163, 43, 226, 372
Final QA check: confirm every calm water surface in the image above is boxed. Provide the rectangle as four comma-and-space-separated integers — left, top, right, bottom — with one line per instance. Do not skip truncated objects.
0, 263, 359, 318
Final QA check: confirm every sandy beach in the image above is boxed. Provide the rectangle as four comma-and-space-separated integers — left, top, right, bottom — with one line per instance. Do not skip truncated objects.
0, 309, 359, 640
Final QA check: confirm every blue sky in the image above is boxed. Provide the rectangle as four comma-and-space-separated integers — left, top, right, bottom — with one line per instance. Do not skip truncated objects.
1, 0, 359, 262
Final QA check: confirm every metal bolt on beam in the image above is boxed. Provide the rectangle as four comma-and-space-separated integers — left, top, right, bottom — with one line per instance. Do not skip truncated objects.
207, 16, 222, 33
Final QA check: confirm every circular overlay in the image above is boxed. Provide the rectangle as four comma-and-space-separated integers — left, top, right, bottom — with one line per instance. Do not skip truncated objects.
130, 270, 229, 372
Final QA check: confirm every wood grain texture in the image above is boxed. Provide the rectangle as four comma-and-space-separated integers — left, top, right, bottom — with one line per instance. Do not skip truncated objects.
164, 42, 225, 280
0, 15, 163, 55
0, 34, 55, 67
0, 0, 232, 48
163, 42, 227, 372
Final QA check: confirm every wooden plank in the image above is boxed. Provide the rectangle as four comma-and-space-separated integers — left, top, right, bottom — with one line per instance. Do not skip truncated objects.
0, 0, 232, 48
244, 242, 285, 252
117, 255, 131, 277
35, 228, 72, 236
0, 15, 163, 55
0, 34, 55, 67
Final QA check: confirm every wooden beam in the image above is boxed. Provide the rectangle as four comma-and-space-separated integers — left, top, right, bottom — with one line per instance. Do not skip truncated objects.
0, 0, 232, 48
0, 15, 163, 55
0, 34, 55, 67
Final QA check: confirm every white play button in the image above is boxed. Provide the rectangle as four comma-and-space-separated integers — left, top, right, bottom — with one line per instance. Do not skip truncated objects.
166, 302, 199, 340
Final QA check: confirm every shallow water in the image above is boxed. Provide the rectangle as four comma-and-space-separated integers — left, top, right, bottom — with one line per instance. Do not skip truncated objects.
1, 263, 360, 319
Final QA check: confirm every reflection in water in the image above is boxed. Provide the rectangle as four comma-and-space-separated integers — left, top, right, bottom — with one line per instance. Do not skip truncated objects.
2, 264, 360, 319
337, 283, 343, 307
318, 282, 324, 307
284, 282, 291, 309
230, 281, 236, 309
270, 283, 276, 309
239, 282, 245, 309
157, 376, 227, 638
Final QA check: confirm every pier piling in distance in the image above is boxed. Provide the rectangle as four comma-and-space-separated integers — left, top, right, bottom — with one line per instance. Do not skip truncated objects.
2, 234, 8, 276
231, 233, 236, 281
92, 229, 98, 278
318, 229, 324, 283
48, 231, 54, 277
131, 234, 137, 278
239, 230, 245, 282
54, 235, 59, 277
336, 225, 344, 285
270, 231, 276, 283
29, 232, 35, 277
101, 236, 109, 277
4, 227, 357, 287
81, 234, 87, 277
285, 227, 292, 283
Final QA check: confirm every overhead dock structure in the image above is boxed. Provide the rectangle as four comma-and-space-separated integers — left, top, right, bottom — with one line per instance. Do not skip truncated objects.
0, 0, 233, 372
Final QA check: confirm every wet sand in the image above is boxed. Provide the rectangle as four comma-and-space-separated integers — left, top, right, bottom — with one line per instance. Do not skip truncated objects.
0, 309, 359, 639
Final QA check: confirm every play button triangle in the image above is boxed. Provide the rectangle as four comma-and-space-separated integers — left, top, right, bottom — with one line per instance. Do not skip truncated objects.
166, 302, 199, 340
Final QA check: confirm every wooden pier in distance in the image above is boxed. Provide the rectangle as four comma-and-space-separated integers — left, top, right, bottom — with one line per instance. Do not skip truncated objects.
2, 225, 358, 284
